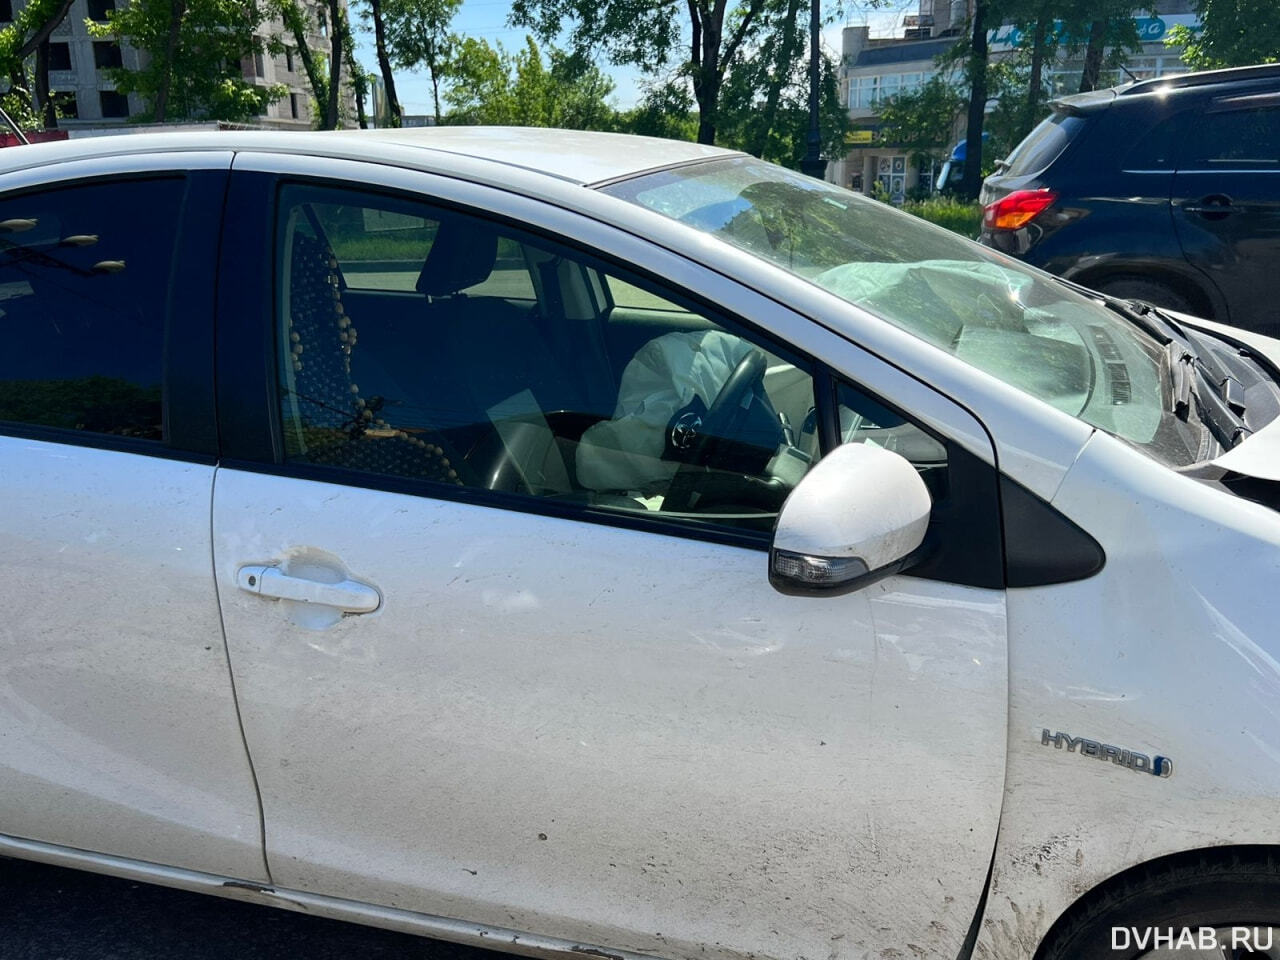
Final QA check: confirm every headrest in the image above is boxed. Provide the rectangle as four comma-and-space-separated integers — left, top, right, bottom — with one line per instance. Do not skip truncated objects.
416, 213, 499, 297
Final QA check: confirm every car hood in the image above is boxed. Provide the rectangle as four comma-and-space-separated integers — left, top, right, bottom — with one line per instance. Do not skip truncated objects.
1175, 313, 1280, 481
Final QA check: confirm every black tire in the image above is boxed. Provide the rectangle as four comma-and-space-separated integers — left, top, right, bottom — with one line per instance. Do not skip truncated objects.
1037, 849, 1280, 959
1090, 276, 1199, 317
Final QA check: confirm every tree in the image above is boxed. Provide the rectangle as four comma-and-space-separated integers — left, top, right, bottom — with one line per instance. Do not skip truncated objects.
717, 38, 848, 168
873, 74, 964, 172
1168, 0, 1280, 70
509, 0, 772, 145
89, 0, 285, 122
278, 0, 351, 129
342, 21, 372, 128
0, 0, 76, 128
380, 0, 460, 121
443, 35, 616, 129
958, 0, 990, 199
615, 81, 699, 140
361, 0, 401, 126
1071, 5, 1142, 93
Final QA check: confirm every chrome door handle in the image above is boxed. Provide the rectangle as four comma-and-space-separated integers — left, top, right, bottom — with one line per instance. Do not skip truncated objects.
236, 565, 381, 614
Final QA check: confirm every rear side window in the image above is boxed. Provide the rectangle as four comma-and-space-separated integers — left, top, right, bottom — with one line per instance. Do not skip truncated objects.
1121, 112, 1191, 171
1182, 105, 1280, 170
0, 177, 185, 442
1005, 113, 1087, 177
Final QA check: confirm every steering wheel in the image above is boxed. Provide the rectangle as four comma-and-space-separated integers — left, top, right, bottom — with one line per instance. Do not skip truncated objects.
662, 349, 768, 513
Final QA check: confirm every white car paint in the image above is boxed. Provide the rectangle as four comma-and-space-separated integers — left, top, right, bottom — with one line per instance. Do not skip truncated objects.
976, 428, 1280, 957
1, 128, 1279, 960
211, 468, 1006, 960
0, 439, 265, 880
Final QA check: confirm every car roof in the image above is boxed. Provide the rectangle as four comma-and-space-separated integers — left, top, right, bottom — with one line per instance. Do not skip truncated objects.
0, 126, 739, 187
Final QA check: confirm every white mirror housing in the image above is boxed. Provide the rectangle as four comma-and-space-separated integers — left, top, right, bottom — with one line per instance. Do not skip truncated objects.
770, 442, 932, 595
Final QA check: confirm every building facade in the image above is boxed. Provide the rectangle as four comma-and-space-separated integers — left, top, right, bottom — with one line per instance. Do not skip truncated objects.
1, 0, 356, 130
830, 0, 1199, 196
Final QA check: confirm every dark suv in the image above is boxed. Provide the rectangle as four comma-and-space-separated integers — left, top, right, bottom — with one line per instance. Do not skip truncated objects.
979, 63, 1280, 339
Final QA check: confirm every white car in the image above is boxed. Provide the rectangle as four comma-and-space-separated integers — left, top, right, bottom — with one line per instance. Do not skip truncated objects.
2, 127, 1280, 960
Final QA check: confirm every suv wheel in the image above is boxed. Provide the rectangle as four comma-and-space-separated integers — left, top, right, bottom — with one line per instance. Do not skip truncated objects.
1090, 276, 1198, 316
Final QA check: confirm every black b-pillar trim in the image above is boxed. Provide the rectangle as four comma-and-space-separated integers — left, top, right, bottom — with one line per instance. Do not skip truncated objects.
215, 171, 281, 465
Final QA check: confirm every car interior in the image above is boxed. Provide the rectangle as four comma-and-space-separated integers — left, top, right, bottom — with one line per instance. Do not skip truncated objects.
276, 192, 822, 532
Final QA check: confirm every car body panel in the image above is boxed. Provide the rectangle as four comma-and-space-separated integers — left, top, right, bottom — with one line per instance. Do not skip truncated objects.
0, 148, 265, 881
0, 440, 267, 881
974, 427, 1280, 957
208, 157, 1010, 960
4, 130, 1280, 960
213, 468, 1007, 960
1171, 168, 1280, 339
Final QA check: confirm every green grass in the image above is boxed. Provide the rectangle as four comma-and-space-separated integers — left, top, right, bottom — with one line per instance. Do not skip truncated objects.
899, 197, 983, 238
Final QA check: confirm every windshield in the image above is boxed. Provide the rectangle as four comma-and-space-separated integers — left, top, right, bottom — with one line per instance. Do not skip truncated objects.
602, 155, 1208, 466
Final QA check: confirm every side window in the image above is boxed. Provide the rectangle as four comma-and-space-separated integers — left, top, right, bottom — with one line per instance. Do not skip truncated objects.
274, 184, 820, 535
1121, 112, 1190, 171
0, 177, 185, 442
1182, 105, 1280, 170
836, 381, 948, 500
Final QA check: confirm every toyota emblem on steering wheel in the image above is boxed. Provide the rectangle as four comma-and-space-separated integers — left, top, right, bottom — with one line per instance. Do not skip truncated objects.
671, 411, 703, 451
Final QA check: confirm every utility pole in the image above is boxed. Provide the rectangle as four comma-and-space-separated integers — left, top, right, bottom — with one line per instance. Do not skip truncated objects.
800, 0, 824, 179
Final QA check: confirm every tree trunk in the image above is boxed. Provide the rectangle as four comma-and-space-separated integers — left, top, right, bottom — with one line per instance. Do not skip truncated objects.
15, 0, 75, 60
324, 0, 342, 128
1079, 18, 1106, 92
284, 2, 324, 124
153, 0, 186, 122
431, 70, 441, 123
960, 0, 988, 200
750, 0, 802, 158
1026, 12, 1048, 122
369, 0, 401, 127
35, 39, 55, 128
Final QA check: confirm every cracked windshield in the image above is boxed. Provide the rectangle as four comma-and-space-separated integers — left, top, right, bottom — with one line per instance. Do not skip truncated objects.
604, 155, 1205, 466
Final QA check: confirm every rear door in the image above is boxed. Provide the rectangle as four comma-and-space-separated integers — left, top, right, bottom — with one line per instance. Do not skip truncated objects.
211, 155, 1008, 960
0, 153, 266, 880
1172, 92, 1280, 337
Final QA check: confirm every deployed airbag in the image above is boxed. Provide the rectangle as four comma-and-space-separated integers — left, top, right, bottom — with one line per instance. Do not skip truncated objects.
577, 330, 753, 491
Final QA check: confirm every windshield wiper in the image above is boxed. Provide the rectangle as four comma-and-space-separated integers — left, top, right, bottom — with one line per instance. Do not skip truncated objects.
1165, 341, 1251, 448
1167, 342, 1193, 420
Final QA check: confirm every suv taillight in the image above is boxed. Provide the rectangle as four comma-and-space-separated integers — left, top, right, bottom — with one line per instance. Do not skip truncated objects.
983, 189, 1058, 231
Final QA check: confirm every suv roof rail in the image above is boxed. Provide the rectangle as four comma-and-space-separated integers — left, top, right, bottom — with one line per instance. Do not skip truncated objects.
1120, 62, 1280, 96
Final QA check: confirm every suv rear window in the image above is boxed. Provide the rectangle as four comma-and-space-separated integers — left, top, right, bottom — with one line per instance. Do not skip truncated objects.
1005, 113, 1087, 176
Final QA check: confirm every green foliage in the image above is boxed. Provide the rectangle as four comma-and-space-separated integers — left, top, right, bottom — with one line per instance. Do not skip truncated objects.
899, 196, 983, 237
509, 0, 793, 144
1169, 0, 1280, 69
380, 0, 460, 118
874, 74, 964, 170
983, 54, 1036, 167
0, 90, 40, 130
88, 0, 285, 122
714, 0, 850, 166
443, 36, 616, 129
614, 82, 699, 141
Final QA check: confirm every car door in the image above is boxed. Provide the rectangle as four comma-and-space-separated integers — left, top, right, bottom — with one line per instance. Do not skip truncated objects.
211, 156, 1008, 960
1172, 92, 1280, 338
0, 153, 267, 881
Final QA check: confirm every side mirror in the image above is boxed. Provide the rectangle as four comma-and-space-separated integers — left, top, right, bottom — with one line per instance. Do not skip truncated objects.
769, 442, 932, 596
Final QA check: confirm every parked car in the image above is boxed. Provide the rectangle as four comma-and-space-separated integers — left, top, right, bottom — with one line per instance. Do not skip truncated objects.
979, 63, 1280, 340
5, 127, 1280, 960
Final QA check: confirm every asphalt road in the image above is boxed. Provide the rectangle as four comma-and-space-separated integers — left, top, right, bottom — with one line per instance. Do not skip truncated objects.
0, 857, 504, 960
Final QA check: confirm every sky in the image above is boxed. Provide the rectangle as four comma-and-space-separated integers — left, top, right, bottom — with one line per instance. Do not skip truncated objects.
351, 0, 920, 118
